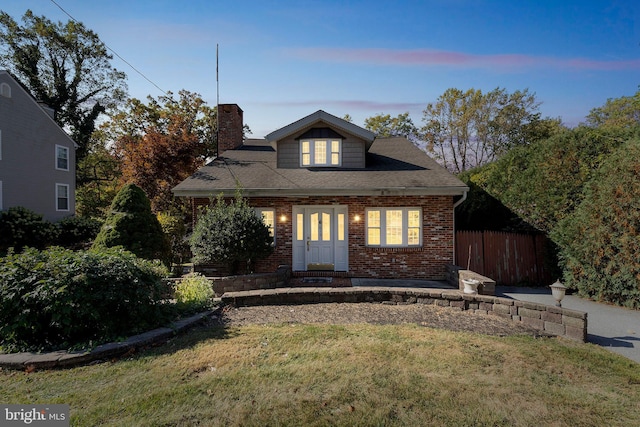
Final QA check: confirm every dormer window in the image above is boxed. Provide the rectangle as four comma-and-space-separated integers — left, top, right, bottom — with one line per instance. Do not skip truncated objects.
298, 127, 344, 167
300, 139, 342, 167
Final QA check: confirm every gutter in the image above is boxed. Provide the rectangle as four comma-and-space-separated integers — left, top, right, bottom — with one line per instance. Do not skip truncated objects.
452, 190, 468, 266
453, 190, 468, 208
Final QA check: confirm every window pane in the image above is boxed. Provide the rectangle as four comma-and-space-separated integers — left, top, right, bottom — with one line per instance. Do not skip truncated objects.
57, 147, 68, 169
322, 212, 331, 241
408, 228, 420, 245
310, 212, 319, 241
368, 229, 380, 245
301, 141, 310, 166
260, 210, 275, 237
314, 140, 326, 164
338, 213, 345, 241
386, 210, 403, 245
367, 210, 380, 227
408, 210, 420, 227
296, 213, 304, 241
57, 185, 68, 210
331, 140, 340, 165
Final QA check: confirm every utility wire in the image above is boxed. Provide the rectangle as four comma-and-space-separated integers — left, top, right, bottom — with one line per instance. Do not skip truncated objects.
50, 0, 171, 98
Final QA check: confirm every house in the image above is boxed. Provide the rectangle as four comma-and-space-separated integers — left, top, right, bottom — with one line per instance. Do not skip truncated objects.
0, 70, 76, 221
172, 104, 468, 280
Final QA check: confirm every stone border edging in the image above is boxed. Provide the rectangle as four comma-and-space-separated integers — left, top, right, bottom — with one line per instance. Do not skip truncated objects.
221, 287, 588, 342
0, 310, 218, 371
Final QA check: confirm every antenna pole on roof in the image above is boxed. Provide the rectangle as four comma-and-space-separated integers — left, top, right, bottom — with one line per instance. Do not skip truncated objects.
216, 43, 220, 157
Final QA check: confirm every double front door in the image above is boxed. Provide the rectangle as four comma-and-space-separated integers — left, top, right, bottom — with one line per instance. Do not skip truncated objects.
292, 206, 348, 272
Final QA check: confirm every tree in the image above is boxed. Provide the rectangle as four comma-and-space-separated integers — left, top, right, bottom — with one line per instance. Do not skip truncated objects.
190, 193, 274, 274
108, 91, 217, 212
552, 138, 640, 307
364, 112, 418, 138
475, 126, 626, 234
585, 89, 640, 129
75, 129, 122, 217
92, 183, 169, 263
421, 87, 554, 173
0, 10, 127, 163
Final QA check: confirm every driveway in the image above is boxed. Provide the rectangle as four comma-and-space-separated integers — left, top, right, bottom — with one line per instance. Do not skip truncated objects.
497, 286, 640, 364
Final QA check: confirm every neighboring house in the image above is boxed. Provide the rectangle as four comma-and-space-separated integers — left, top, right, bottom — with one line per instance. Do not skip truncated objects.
0, 70, 76, 221
173, 104, 468, 280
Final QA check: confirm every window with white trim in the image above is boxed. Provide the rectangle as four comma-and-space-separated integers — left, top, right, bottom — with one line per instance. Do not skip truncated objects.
300, 139, 341, 166
56, 145, 69, 171
366, 207, 422, 247
255, 208, 276, 245
56, 184, 69, 211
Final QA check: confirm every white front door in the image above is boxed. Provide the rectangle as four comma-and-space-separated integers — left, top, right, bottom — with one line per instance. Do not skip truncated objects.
307, 208, 334, 269
292, 206, 348, 272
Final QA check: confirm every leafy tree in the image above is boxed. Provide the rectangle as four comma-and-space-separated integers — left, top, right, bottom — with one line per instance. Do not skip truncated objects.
108, 91, 217, 212
92, 183, 169, 263
0, 10, 127, 162
421, 87, 556, 173
552, 139, 640, 307
364, 112, 418, 138
76, 129, 122, 217
190, 193, 274, 274
585, 89, 640, 129
476, 126, 628, 234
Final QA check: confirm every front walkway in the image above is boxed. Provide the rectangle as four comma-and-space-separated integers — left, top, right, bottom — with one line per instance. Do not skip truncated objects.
497, 286, 640, 364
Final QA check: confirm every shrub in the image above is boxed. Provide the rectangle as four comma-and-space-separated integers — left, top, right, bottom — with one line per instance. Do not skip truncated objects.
552, 139, 640, 308
190, 193, 274, 274
0, 206, 57, 253
0, 247, 171, 352
174, 273, 214, 313
93, 183, 170, 264
55, 216, 103, 249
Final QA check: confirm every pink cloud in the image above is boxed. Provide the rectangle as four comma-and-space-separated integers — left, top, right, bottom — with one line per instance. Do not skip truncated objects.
259, 100, 424, 111
285, 48, 640, 71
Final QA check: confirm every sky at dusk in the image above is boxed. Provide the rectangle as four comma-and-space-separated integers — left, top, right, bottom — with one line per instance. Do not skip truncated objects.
3, 0, 639, 137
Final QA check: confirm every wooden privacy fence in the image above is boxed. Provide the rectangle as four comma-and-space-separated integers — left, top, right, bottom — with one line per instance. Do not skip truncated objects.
455, 231, 553, 286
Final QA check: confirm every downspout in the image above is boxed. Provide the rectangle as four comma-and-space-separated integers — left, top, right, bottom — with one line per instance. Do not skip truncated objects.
452, 191, 468, 266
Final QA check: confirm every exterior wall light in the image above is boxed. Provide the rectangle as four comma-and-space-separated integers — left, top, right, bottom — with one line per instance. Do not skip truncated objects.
354, 214, 361, 222
280, 215, 287, 222
550, 279, 567, 307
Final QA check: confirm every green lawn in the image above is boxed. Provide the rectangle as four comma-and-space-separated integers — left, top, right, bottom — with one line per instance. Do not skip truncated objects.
2, 323, 639, 426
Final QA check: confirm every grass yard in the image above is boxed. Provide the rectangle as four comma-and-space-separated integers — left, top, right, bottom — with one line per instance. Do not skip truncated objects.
1, 323, 639, 426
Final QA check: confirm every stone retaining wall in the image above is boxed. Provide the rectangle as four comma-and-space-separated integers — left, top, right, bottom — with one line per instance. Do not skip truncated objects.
221, 287, 587, 342
171, 266, 290, 297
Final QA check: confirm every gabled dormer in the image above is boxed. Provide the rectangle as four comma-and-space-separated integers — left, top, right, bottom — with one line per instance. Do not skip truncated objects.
265, 110, 376, 169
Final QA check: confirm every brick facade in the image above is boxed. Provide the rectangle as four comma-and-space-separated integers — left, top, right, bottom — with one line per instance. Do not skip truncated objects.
193, 194, 455, 280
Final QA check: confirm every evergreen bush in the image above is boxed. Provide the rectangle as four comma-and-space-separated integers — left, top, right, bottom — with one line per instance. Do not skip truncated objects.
93, 183, 170, 264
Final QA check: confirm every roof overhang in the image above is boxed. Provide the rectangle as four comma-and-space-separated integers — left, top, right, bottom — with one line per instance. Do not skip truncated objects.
173, 186, 469, 199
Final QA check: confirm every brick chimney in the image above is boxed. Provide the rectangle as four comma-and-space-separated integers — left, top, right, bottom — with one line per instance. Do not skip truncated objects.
217, 104, 244, 155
